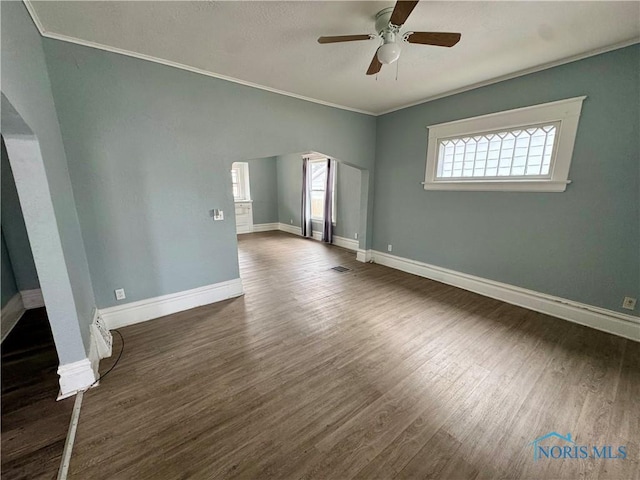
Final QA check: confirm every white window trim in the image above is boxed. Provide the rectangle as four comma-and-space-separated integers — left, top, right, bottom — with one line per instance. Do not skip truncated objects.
231, 162, 251, 202
424, 96, 586, 192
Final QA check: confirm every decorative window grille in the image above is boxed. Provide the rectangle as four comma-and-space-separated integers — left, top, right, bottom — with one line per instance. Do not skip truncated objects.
424, 97, 585, 192
436, 124, 557, 179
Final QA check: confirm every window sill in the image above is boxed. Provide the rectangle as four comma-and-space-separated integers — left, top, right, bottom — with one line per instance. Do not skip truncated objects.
311, 218, 337, 225
422, 180, 570, 192
234, 199, 253, 203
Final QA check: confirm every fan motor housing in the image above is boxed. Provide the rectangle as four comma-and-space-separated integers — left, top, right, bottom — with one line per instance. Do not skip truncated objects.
375, 7, 395, 34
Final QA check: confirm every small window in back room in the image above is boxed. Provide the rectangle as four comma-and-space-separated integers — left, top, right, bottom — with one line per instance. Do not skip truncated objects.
309, 158, 336, 222
231, 162, 250, 201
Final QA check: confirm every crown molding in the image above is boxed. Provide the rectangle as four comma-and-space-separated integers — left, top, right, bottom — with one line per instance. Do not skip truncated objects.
22, 0, 376, 117
23, 0, 640, 118
23, 0, 45, 34
377, 37, 640, 116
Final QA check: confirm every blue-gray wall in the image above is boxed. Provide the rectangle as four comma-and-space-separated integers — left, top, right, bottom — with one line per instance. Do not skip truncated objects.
373, 45, 639, 316
334, 162, 361, 240
1, 1, 97, 362
1, 139, 40, 291
276, 154, 303, 228
42, 38, 376, 309
1, 231, 18, 308
246, 157, 278, 225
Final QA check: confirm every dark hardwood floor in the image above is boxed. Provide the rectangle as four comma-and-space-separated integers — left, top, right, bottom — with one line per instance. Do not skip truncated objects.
1, 307, 73, 480
68, 231, 639, 479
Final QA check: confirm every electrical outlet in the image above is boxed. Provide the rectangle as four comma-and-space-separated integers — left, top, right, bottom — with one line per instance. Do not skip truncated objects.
115, 288, 126, 301
387, 244, 393, 252
354, 233, 358, 240
622, 297, 636, 310
290, 219, 293, 224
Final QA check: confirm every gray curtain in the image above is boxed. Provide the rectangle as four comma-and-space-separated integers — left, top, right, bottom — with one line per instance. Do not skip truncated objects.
322, 159, 335, 243
301, 157, 312, 238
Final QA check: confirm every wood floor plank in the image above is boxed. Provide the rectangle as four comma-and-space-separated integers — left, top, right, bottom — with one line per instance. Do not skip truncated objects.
64, 231, 639, 479
1, 308, 73, 480
598, 341, 640, 479
556, 333, 627, 480
352, 363, 490, 480
362, 309, 555, 480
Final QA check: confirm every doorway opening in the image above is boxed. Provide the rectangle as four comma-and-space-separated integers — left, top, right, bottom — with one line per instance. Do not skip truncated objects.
232, 152, 364, 268
1, 135, 43, 342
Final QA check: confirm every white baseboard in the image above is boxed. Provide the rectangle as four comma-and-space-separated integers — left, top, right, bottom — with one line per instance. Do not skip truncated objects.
57, 309, 104, 399
333, 235, 359, 252
357, 249, 373, 263
371, 250, 640, 342
276, 222, 359, 252
3, 291, 97, 397
1, 293, 26, 343
99, 278, 244, 330
252, 223, 280, 232
21, 288, 44, 309
278, 222, 303, 236
57, 357, 96, 399
58, 309, 109, 399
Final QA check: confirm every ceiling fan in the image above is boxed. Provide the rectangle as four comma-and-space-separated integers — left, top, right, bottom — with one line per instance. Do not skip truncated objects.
317, 0, 461, 75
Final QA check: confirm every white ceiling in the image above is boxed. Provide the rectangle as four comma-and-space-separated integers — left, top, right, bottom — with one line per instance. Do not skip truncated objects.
28, 1, 640, 115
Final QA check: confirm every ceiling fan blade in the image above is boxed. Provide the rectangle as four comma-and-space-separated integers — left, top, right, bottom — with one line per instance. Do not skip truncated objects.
389, 0, 420, 27
404, 32, 461, 47
318, 34, 374, 44
366, 51, 382, 76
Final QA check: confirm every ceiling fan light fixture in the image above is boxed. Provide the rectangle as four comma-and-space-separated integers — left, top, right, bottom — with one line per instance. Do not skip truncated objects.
377, 42, 401, 65
318, 1, 462, 76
